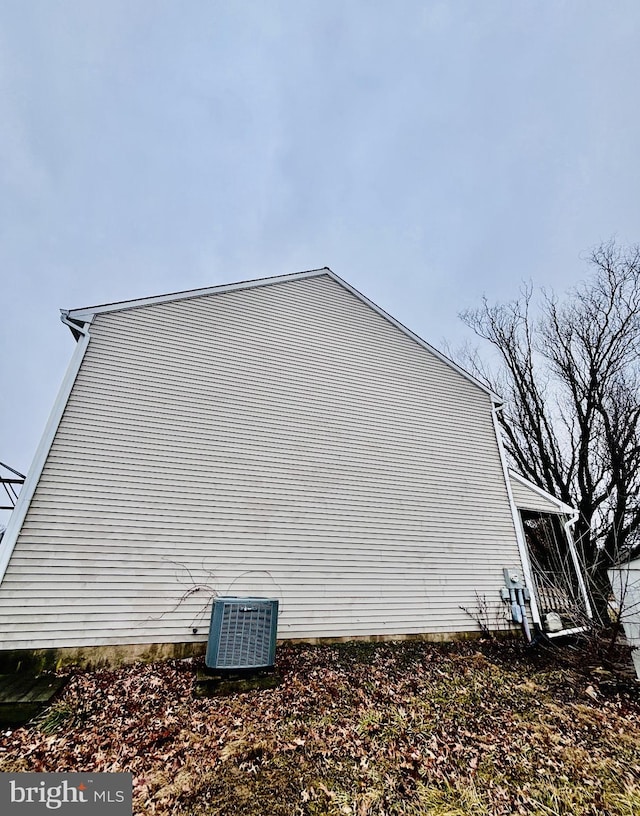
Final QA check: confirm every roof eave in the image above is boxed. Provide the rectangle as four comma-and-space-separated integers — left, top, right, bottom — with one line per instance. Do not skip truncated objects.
508, 469, 575, 515
64, 268, 333, 323
325, 271, 502, 402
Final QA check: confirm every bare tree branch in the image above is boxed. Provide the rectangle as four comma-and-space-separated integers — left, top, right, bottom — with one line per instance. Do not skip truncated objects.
456, 240, 640, 618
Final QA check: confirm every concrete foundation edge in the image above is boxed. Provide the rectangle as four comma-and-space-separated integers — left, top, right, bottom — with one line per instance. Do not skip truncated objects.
0, 629, 514, 673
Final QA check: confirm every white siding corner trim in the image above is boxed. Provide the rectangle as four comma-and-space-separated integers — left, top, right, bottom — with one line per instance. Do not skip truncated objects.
491, 409, 541, 627
0, 326, 91, 584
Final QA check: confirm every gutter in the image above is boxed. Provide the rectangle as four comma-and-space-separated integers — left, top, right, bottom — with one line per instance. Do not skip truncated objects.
0, 316, 91, 585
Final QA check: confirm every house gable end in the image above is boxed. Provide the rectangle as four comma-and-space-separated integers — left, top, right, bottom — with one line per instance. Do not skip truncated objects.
0, 272, 522, 649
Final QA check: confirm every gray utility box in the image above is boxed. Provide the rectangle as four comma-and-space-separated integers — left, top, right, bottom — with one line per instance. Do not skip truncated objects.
205, 597, 279, 671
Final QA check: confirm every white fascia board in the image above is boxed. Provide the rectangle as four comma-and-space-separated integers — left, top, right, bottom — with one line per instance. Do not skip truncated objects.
64, 268, 332, 323
508, 469, 575, 515
492, 408, 542, 627
0, 326, 91, 585
63, 267, 500, 402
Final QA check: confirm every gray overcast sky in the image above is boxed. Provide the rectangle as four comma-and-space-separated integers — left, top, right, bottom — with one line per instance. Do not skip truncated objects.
1, 1, 639, 500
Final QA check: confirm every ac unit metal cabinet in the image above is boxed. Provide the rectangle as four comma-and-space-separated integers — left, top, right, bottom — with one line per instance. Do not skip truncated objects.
205, 597, 279, 671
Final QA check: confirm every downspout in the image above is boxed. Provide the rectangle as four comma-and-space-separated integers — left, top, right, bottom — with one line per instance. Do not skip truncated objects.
491, 401, 541, 639
564, 510, 593, 620
0, 314, 91, 585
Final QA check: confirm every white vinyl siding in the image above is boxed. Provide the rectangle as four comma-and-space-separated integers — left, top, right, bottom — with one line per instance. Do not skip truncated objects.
509, 472, 569, 515
0, 275, 522, 648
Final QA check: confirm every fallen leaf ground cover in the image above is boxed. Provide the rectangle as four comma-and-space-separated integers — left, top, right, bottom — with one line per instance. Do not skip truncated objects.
0, 639, 638, 815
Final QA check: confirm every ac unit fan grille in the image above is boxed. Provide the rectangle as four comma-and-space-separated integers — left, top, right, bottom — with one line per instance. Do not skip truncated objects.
213, 600, 276, 669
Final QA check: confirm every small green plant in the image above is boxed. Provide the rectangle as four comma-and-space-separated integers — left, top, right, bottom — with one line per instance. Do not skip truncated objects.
36, 701, 82, 734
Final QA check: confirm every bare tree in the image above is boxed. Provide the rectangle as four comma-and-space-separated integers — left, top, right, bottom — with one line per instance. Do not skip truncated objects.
458, 241, 640, 619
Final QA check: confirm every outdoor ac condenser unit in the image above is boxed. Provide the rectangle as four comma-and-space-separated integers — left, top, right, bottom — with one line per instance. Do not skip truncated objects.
205, 597, 279, 671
